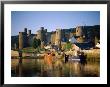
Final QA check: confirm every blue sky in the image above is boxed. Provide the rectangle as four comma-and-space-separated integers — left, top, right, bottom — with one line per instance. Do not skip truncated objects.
11, 11, 100, 36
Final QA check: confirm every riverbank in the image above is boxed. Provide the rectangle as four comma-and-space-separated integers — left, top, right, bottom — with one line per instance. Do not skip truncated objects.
11, 50, 45, 58
82, 49, 100, 58
11, 48, 100, 60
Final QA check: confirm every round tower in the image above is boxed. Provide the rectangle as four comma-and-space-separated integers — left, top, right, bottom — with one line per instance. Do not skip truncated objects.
19, 32, 23, 49
41, 41, 44, 49
51, 31, 56, 44
24, 28, 27, 34
76, 26, 84, 36
36, 30, 41, 40
28, 30, 31, 36
55, 29, 61, 47
76, 26, 85, 43
40, 27, 44, 31
40, 27, 44, 42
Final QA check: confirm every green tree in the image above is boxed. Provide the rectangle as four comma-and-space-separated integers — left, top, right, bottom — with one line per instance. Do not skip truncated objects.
32, 38, 37, 49
65, 41, 72, 50
32, 38, 41, 49
37, 39, 41, 47
37, 39, 41, 52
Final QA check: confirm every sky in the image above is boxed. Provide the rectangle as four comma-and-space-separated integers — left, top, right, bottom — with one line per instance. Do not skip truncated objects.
11, 11, 100, 36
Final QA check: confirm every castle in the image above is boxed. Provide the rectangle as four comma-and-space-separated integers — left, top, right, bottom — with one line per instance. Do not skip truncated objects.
11, 25, 100, 50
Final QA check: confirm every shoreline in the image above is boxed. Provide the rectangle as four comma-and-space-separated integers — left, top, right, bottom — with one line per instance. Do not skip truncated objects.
11, 49, 100, 60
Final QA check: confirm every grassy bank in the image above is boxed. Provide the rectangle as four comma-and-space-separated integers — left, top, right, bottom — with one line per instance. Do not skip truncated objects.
81, 49, 100, 62
21, 47, 36, 53
83, 49, 100, 62
21, 47, 45, 53
83, 49, 100, 58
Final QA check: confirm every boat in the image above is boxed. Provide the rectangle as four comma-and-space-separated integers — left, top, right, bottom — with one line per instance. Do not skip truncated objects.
69, 58, 80, 61
68, 56, 80, 61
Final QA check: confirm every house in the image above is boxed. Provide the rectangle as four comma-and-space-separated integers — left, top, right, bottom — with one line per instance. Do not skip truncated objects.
72, 42, 93, 51
69, 36, 77, 43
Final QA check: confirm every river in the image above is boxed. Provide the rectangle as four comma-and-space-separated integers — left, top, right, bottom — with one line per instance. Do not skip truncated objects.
11, 57, 100, 77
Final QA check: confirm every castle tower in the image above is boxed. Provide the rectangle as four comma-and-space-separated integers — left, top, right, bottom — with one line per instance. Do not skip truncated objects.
76, 26, 84, 36
51, 31, 56, 44
55, 29, 61, 47
23, 28, 28, 47
28, 30, 31, 36
40, 27, 44, 42
41, 27, 44, 30
41, 41, 44, 49
19, 32, 23, 49
36, 30, 42, 40
40, 27, 46, 43
27, 30, 32, 46
37, 27, 44, 41
36, 27, 47, 45
76, 26, 85, 43
24, 28, 27, 34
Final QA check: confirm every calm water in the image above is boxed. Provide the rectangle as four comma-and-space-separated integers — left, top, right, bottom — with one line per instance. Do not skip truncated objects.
11, 58, 100, 77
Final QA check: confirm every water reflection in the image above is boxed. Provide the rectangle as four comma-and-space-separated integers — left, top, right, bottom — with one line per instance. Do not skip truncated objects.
11, 58, 100, 77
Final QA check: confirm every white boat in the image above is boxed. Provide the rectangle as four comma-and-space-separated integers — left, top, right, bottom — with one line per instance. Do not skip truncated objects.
69, 58, 80, 61
69, 56, 80, 61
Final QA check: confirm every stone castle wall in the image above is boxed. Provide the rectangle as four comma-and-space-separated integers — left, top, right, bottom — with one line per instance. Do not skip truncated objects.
17, 25, 100, 49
